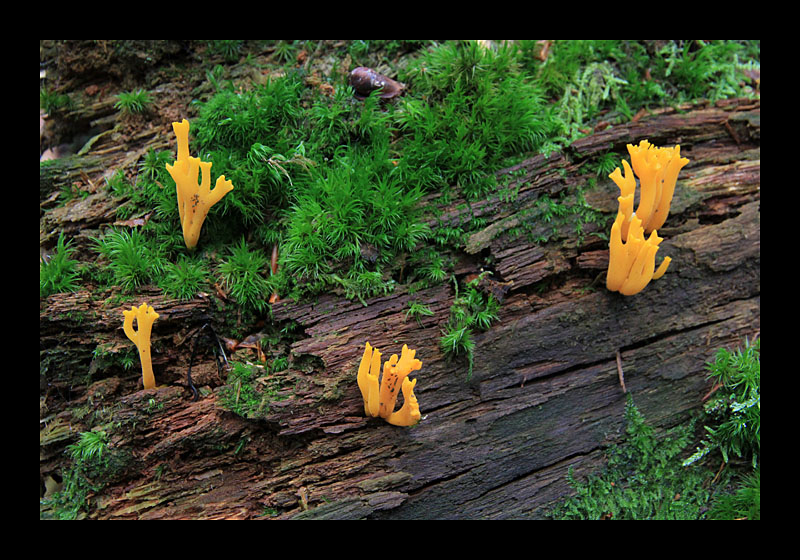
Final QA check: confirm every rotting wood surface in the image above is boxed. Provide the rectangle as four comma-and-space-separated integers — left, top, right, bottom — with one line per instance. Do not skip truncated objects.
40, 98, 760, 519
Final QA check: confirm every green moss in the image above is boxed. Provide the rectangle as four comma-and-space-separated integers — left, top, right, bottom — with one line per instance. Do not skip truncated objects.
708, 468, 760, 520
551, 337, 761, 520
40, 232, 81, 298
92, 229, 166, 292
406, 301, 434, 326
48, 40, 758, 310
40, 86, 72, 113
525, 40, 759, 124
550, 394, 713, 520
440, 272, 500, 379
683, 337, 760, 469
41, 429, 134, 520
396, 41, 561, 198
160, 254, 210, 301
218, 238, 270, 313
114, 89, 152, 115
217, 360, 290, 419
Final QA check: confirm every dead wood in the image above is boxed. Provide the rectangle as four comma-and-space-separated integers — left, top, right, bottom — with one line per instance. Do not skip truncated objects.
40, 98, 759, 519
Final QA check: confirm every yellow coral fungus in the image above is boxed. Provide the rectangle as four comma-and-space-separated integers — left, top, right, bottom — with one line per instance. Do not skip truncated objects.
357, 342, 422, 427
606, 139, 686, 295
122, 302, 160, 389
606, 212, 671, 296
166, 119, 234, 249
609, 140, 689, 239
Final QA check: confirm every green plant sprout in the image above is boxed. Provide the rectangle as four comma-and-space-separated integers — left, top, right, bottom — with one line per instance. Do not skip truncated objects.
160, 254, 209, 301
139, 148, 172, 182
272, 40, 297, 64
92, 229, 166, 292
406, 301, 434, 326
114, 89, 152, 115
218, 238, 270, 313
66, 430, 108, 463
683, 337, 760, 468
708, 468, 760, 520
40, 86, 71, 113
440, 272, 500, 379
40, 232, 81, 298
208, 40, 244, 62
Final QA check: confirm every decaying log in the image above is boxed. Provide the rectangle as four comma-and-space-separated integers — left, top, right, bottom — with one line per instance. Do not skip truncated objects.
40, 98, 759, 519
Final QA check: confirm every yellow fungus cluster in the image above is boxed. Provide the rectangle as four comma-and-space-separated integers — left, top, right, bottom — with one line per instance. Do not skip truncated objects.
357, 342, 422, 427
609, 140, 689, 240
166, 119, 234, 249
122, 303, 160, 390
606, 140, 689, 296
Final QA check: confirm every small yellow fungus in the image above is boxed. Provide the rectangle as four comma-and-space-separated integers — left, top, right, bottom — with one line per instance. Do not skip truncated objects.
609, 140, 689, 239
607, 211, 671, 296
122, 302, 160, 390
166, 119, 234, 249
357, 342, 422, 427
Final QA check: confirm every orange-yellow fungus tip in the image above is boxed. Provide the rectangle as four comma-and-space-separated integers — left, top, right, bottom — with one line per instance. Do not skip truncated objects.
609, 139, 689, 239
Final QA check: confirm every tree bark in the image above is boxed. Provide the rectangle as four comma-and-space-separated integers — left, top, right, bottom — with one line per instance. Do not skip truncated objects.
40, 98, 760, 519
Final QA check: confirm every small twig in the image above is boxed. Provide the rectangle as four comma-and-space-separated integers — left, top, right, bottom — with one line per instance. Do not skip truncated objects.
589, 271, 605, 289
269, 242, 280, 303
724, 118, 742, 146
615, 349, 627, 393
297, 486, 309, 511
186, 323, 230, 401
702, 381, 722, 402
711, 460, 726, 484
79, 169, 97, 192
